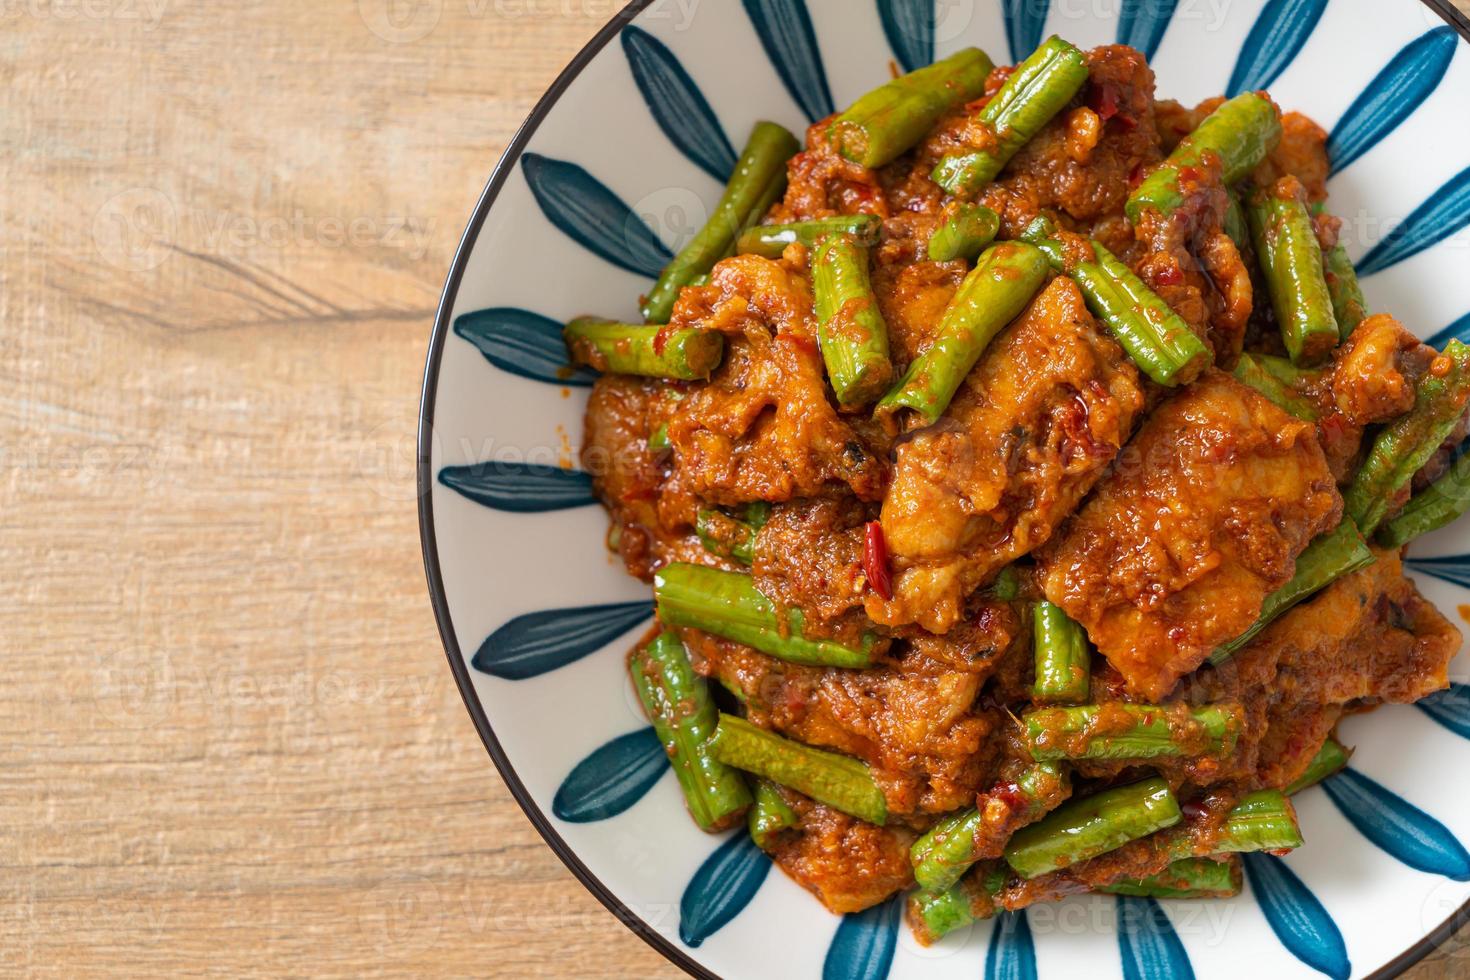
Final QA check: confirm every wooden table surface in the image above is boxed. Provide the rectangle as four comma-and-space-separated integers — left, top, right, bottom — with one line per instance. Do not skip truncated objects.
5, 2, 1468, 976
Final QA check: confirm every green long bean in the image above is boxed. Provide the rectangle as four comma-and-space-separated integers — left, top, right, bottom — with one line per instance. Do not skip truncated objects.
910, 763, 1068, 891
641, 122, 800, 323
1210, 520, 1375, 665
748, 778, 800, 850
1004, 777, 1181, 879
1248, 180, 1339, 366
564, 319, 724, 380
696, 509, 758, 564
1021, 216, 1211, 386
875, 242, 1049, 424
928, 204, 1000, 262
654, 563, 876, 669
812, 234, 893, 408
1379, 449, 1470, 548
1207, 790, 1304, 855
630, 632, 752, 831
1032, 601, 1090, 704
1232, 352, 1320, 421
1325, 243, 1368, 340
989, 566, 1024, 601
909, 866, 1006, 945
736, 215, 883, 258
1344, 340, 1470, 536
1224, 191, 1250, 252
1100, 857, 1241, 899
1284, 739, 1352, 795
1127, 92, 1282, 223
933, 36, 1090, 197
1026, 703, 1242, 763
709, 714, 887, 825
831, 47, 996, 169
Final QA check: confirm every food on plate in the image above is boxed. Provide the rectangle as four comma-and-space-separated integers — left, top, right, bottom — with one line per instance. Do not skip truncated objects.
563, 35, 1466, 942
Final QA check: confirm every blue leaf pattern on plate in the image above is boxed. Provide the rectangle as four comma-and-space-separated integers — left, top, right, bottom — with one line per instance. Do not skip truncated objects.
1418, 683, 1470, 739
521, 153, 672, 278
1242, 853, 1351, 980
1425, 311, 1470, 350
741, 0, 834, 123
1322, 768, 1470, 881
1227, 0, 1328, 96
823, 896, 902, 980
1404, 553, 1470, 589
1116, 896, 1194, 980
679, 833, 773, 947
878, 0, 934, 73
438, 462, 595, 513
986, 911, 1037, 980
1002, 0, 1050, 63
622, 26, 737, 183
1116, 0, 1179, 60
1358, 166, 1470, 276
1327, 28, 1458, 175
471, 601, 653, 680
453, 307, 597, 387
552, 727, 668, 823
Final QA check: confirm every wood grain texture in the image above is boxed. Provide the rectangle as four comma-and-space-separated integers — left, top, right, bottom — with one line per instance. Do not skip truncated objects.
3, 2, 1468, 977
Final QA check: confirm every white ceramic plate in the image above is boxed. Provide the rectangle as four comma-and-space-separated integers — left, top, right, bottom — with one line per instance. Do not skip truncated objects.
419, 2, 1470, 976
